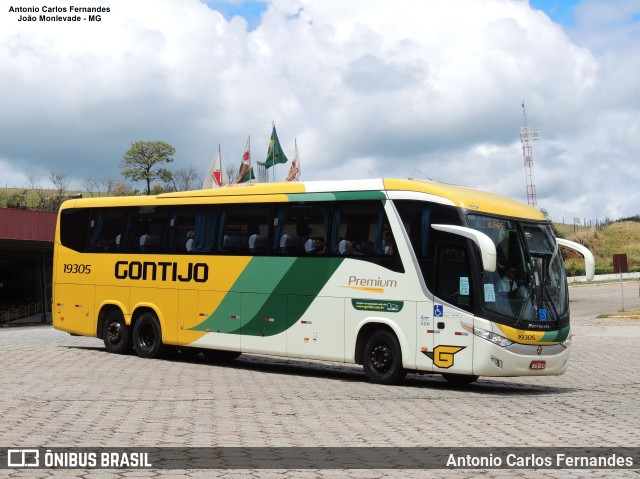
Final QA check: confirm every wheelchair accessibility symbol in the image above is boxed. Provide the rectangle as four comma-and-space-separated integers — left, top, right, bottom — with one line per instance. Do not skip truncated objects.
434, 304, 443, 317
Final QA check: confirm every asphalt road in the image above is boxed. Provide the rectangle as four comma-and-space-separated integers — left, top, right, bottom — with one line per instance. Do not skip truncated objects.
1, 281, 639, 478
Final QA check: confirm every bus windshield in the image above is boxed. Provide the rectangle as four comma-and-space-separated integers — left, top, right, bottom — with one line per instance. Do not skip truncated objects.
467, 215, 568, 325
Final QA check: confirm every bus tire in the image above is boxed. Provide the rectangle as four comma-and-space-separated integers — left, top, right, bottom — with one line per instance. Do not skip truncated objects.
103, 310, 132, 355
201, 349, 242, 362
132, 312, 165, 359
362, 329, 406, 384
442, 373, 479, 385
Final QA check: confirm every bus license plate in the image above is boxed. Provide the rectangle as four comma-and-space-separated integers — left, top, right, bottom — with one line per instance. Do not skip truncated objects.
530, 360, 546, 370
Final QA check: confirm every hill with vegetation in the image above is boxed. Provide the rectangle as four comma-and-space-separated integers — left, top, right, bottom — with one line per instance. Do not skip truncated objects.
555, 220, 640, 275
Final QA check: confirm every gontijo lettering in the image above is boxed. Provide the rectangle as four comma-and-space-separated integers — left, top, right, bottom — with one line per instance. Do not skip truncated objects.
114, 261, 208, 283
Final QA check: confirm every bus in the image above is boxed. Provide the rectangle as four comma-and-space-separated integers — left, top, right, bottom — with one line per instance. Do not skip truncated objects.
53, 178, 594, 385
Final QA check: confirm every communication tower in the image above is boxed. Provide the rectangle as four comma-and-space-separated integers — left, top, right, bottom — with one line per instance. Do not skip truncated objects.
520, 101, 540, 207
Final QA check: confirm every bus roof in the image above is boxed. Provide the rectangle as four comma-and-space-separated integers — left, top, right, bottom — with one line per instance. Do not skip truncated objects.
63, 178, 545, 220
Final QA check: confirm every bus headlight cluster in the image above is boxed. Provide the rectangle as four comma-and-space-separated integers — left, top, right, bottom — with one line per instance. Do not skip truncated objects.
561, 335, 572, 348
462, 323, 514, 347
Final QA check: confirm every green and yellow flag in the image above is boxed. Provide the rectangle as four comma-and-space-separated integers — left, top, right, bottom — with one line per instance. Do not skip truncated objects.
264, 124, 288, 169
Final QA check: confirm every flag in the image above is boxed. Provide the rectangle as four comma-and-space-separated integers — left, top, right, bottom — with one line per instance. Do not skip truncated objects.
234, 136, 255, 183
203, 144, 227, 188
212, 145, 228, 186
285, 139, 300, 181
264, 123, 289, 169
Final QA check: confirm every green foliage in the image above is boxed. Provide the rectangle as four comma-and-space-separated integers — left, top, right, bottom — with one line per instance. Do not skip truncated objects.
556, 220, 640, 275
5, 190, 28, 209
121, 140, 175, 195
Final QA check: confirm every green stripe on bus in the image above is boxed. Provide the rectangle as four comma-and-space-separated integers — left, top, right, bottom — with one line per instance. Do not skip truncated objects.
541, 326, 570, 343
286, 191, 386, 202
190, 257, 343, 336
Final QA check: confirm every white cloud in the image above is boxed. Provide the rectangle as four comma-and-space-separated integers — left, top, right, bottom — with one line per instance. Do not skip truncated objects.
0, 0, 638, 220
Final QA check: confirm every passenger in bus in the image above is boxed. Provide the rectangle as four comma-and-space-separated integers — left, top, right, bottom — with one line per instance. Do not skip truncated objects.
338, 239, 365, 255
185, 231, 195, 252
497, 265, 519, 297
383, 231, 395, 256
305, 237, 326, 255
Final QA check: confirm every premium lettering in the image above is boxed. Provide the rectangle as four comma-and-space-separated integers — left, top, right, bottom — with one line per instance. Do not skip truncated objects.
348, 275, 397, 288
114, 261, 208, 283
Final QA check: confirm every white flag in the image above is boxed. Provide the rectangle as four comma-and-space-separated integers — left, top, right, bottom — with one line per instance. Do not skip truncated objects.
203, 144, 227, 188
285, 139, 301, 181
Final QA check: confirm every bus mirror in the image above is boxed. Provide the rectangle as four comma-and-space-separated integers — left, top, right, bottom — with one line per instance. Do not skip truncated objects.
431, 224, 497, 273
556, 238, 596, 281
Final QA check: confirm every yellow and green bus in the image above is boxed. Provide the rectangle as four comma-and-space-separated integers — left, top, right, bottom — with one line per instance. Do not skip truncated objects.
53, 178, 594, 385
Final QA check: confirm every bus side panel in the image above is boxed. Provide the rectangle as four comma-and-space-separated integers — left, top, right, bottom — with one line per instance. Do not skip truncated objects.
53, 284, 96, 337
181, 290, 242, 352
286, 296, 345, 361
177, 289, 199, 347
96, 286, 131, 324
240, 292, 287, 356
130, 287, 179, 346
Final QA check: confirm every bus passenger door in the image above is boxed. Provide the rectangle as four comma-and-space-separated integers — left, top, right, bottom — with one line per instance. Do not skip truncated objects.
429, 242, 475, 376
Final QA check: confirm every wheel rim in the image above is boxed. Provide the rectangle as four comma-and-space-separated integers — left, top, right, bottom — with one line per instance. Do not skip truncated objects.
370, 343, 393, 373
139, 322, 155, 350
107, 321, 123, 345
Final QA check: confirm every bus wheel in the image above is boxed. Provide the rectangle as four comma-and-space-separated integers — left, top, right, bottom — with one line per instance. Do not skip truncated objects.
363, 329, 406, 384
103, 310, 132, 355
442, 373, 479, 385
201, 349, 242, 362
133, 312, 165, 359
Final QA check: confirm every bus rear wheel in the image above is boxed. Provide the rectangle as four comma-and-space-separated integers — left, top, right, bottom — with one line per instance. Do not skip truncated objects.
133, 312, 165, 359
103, 310, 132, 355
362, 329, 406, 385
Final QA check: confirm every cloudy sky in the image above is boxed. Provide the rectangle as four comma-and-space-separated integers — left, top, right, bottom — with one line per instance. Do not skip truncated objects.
1, 0, 639, 222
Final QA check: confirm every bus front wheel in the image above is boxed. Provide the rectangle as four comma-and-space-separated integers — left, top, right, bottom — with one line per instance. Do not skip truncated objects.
362, 329, 406, 385
103, 310, 132, 355
133, 312, 165, 359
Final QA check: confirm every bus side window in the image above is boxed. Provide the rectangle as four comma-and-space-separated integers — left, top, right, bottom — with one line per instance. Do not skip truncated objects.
87, 208, 127, 253
332, 200, 382, 257
60, 208, 92, 252
218, 204, 271, 255
166, 206, 218, 254
275, 203, 328, 257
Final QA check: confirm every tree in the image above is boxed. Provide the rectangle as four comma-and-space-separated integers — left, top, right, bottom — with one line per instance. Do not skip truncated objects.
120, 141, 175, 195
171, 166, 200, 191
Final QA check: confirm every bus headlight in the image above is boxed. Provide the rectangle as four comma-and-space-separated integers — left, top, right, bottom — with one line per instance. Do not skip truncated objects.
561, 335, 572, 348
462, 323, 514, 347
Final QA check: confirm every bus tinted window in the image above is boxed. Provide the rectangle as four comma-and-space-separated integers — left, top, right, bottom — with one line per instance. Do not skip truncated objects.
130, 206, 171, 253
60, 208, 91, 252
276, 202, 329, 256
88, 208, 127, 252
171, 206, 217, 254
218, 204, 271, 255
333, 200, 388, 257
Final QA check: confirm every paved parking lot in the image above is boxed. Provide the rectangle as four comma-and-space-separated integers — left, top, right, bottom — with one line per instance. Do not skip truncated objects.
1, 281, 639, 478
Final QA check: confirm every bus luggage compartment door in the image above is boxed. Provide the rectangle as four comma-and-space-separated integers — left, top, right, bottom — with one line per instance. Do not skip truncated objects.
54, 283, 96, 337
